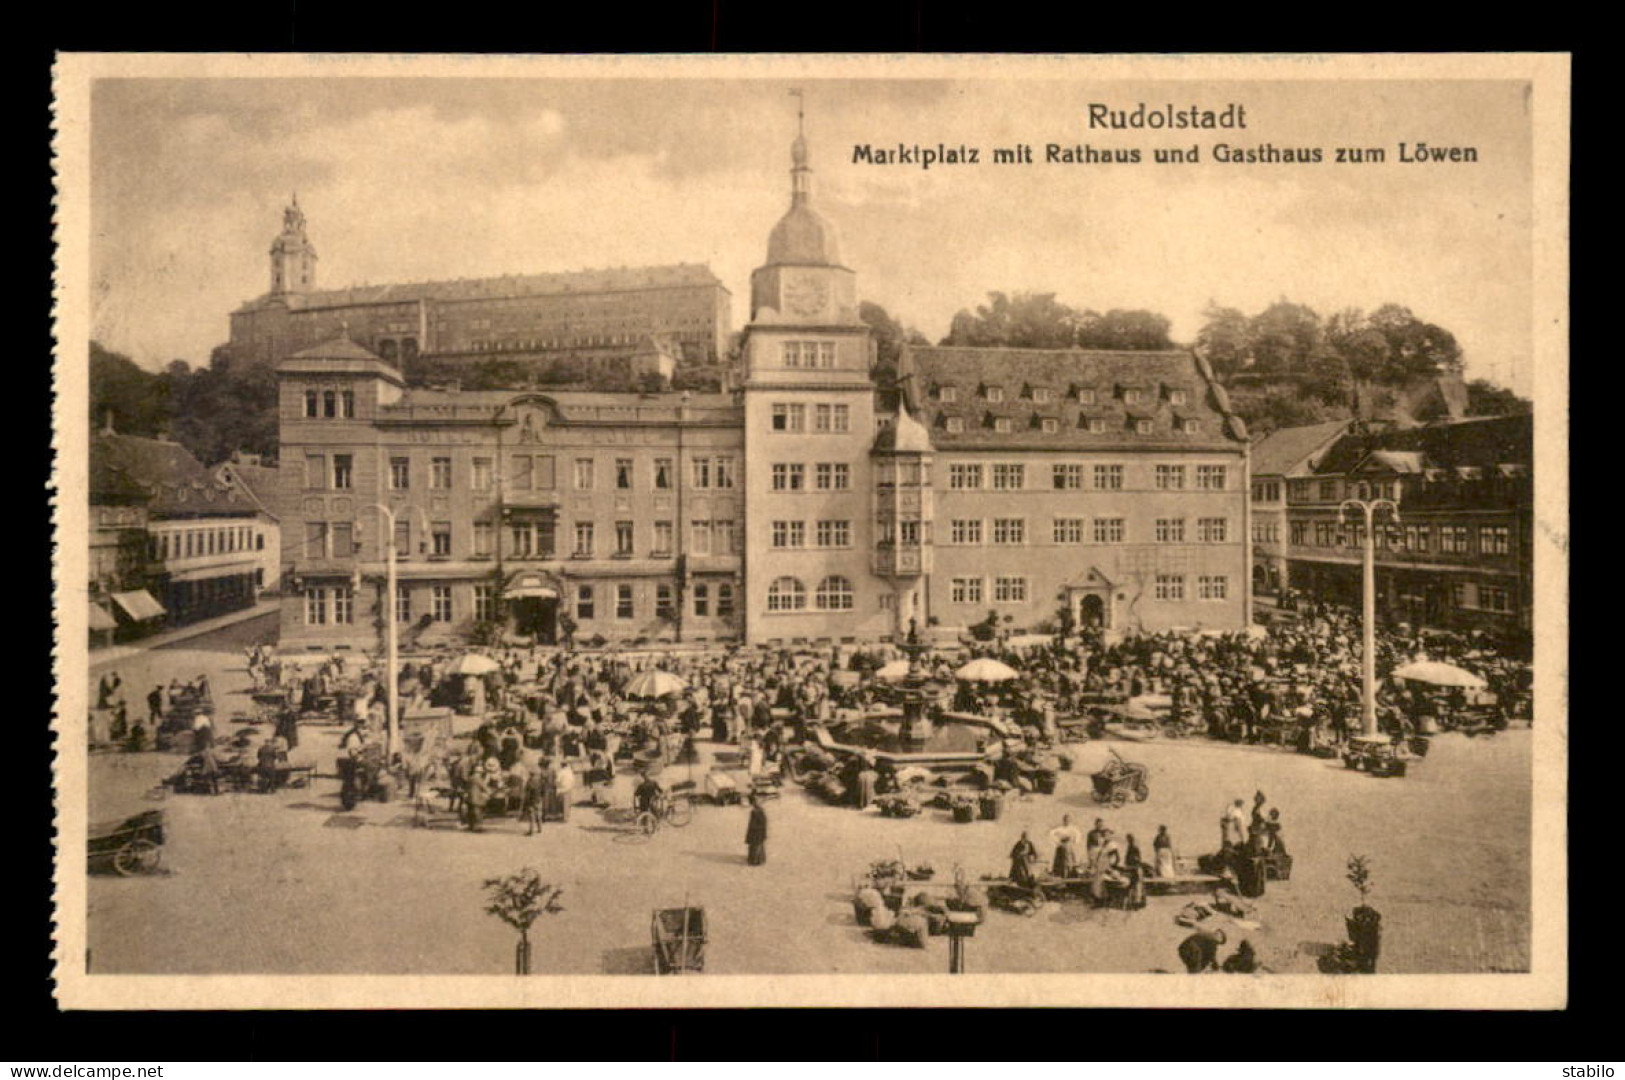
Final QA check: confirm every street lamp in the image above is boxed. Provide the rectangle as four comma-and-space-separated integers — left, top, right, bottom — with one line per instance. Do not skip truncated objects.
1338, 498, 1399, 738
364, 502, 430, 761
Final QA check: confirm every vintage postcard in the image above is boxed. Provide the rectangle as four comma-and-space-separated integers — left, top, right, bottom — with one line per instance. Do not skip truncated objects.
51, 52, 1569, 1009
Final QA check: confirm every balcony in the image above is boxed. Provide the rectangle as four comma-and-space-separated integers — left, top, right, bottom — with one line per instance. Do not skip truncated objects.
873, 544, 932, 577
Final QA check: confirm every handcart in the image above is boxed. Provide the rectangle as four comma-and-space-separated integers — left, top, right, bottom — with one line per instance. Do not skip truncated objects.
651, 906, 707, 974
1090, 749, 1150, 807
88, 809, 166, 876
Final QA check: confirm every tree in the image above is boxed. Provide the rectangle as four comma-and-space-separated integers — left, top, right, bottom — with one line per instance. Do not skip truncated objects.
1074, 308, 1173, 351
1248, 300, 1327, 376
482, 868, 565, 975
941, 291, 1077, 350
1367, 303, 1462, 380
90, 342, 171, 437
860, 300, 927, 410
1194, 304, 1253, 378
1465, 379, 1532, 417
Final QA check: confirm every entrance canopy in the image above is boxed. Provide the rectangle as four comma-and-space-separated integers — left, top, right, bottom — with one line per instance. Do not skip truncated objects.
110, 590, 166, 621
506, 570, 560, 600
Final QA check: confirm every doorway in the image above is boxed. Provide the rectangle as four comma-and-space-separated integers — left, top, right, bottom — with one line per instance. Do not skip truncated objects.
1079, 593, 1106, 628
511, 596, 559, 644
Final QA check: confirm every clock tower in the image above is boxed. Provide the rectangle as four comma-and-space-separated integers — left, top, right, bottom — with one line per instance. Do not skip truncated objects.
740, 97, 886, 644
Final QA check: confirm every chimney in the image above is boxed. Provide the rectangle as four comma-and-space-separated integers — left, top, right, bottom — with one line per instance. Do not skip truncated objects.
101, 407, 115, 435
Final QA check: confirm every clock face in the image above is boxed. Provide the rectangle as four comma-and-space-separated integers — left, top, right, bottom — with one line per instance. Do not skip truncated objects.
783, 273, 830, 318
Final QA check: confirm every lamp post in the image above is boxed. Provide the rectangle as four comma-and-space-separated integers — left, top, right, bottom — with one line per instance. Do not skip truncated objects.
1338, 498, 1399, 738
365, 503, 430, 761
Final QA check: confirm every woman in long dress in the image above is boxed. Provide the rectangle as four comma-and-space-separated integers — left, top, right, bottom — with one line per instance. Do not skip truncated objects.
1154, 824, 1177, 878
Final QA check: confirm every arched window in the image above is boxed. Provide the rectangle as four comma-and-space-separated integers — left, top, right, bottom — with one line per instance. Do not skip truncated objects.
766, 576, 806, 612
815, 575, 855, 611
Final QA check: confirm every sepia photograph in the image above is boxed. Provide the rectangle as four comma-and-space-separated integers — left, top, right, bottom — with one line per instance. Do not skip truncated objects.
50, 52, 1568, 1009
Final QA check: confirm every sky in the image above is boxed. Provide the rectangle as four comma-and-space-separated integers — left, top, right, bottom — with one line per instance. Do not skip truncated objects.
90, 74, 1534, 395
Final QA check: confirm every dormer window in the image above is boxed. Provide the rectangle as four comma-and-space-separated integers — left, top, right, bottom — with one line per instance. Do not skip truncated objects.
1086, 417, 1107, 434
1168, 389, 1189, 406
1040, 417, 1059, 433
1180, 419, 1200, 434
1074, 387, 1097, 405
993, 417, 1013, 434
1134, 418, 1154, 435
984, 385, 1004, 403
1033, 387, 1052, 404
945, 416, 965, 433
1122, 388, 1144, 405
938, 385, 958, 403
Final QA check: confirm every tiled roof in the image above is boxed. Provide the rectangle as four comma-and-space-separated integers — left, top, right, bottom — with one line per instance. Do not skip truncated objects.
1249, 419, 1352, 477
92, 432, 211, 495
1314, 414, 1532, 476
91, 432, 252, 516
901, 345, 1245, 449
241, 264, 724, 314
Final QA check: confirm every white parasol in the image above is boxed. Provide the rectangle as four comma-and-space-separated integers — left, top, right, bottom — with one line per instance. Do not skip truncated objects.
874, 659, 912, 682
452, 653, 501, 676
623, 669, 690, 699
954, 657, 1020, 683
1392, 660, 1487, 690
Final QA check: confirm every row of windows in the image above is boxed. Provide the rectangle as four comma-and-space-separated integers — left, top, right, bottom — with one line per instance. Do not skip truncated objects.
319, 453, 740, 494
946, 463, 1229, 492
153, 524, 263, 562
781, 341, 837, 369
1154, 574, 1231, 601
948, 576, 1029, 604
940, 415, 1202, 436
1290, 522, 1511, 556
302, 389, 356, 420
1289, 478, 1401, 503
1252, 522, 1283, 544
770, 520, 853, 549
326, 580, 739, 628
942, 516, 1229, 545
765, 575, 856, 612
770, 403, 851, 433
306, 518, 740, 561
1453, 582, 1514, 614
770, 462, 851, 491
931, 385, 1188, 407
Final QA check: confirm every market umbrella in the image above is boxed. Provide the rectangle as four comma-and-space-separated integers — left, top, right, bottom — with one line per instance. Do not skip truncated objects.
452, 653, 501, 676
623, 669, 689, 699
874, 659, 912, 682
1392, 660, 1486, 689
955, 657, 1020, 683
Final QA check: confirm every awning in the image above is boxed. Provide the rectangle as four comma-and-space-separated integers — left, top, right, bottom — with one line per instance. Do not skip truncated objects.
88, 603, 117, 632
507, 585, 559, 599
111, 590, 166, 621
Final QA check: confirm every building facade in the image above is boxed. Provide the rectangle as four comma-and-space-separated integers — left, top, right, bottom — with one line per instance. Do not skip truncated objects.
1271, 414, 1532, 636
275, 337, 745, 653
1249, 419, 1352, 596
90, 429, 263, 640
274, 111, 1253, 652
228, 197, 733, 371
905, 346, 1252, 636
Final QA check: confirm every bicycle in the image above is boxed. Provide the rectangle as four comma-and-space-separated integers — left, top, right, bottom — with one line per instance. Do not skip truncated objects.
635, 790, 695, 837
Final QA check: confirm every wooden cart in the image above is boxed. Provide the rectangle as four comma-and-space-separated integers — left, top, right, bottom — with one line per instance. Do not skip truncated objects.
651, 906, 707, 974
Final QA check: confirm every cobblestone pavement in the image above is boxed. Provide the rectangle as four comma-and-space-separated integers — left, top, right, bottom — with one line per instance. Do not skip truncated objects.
84, 625, 1531, 977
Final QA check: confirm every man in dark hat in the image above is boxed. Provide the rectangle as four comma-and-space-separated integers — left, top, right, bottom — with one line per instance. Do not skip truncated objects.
745, 794, 769, 866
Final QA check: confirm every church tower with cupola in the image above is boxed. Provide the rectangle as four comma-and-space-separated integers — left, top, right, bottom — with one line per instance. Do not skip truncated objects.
269, 194, 318, 296
740, 95, 888, 644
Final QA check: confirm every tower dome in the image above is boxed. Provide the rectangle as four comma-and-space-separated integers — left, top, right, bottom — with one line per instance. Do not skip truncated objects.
764, 108, 842, 267
766, 202, 842, 267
